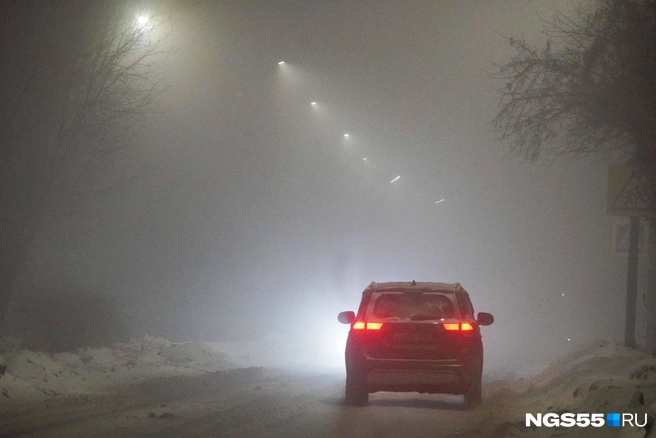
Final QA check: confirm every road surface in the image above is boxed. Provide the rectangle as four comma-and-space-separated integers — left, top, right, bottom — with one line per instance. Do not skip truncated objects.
0, 367, 521, 437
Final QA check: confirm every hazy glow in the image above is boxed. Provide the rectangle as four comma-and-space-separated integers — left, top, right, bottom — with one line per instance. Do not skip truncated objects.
10, 0, 626, 381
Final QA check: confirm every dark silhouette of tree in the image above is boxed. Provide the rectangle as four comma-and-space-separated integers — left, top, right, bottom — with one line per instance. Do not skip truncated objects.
492, 0, 656, 189
0, 1, 167, 328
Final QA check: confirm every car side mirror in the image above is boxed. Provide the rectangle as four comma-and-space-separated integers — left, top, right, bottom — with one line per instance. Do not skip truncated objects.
338, 311, 355, 324
477, 312, 494, 326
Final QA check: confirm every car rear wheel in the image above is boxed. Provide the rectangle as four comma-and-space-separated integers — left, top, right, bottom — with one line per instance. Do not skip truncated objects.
345, 372, 368, 406
463, 376, 482, 409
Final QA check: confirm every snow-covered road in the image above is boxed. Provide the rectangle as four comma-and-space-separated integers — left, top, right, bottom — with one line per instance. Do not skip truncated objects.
1, 340, 656, 437
0, 367, 503, 437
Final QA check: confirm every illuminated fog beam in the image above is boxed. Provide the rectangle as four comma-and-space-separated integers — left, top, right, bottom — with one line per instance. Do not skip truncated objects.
390, 176, 400, 183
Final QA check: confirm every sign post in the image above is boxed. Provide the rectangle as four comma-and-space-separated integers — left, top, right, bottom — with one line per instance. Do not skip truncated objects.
625, 216, 639, 348
608, 163, 653, 348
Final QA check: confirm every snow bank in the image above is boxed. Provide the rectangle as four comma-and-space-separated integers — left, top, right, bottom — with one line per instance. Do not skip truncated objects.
0, 336, 235, 402
487, 341, 656, 437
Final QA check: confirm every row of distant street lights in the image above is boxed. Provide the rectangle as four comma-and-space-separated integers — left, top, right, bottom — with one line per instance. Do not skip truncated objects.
278, 59, 446, 206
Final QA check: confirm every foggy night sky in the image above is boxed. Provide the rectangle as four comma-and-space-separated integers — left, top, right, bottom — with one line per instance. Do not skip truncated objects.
26, 0, 626, 373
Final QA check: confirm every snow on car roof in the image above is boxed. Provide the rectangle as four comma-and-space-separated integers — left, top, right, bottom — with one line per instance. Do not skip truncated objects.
368, 281, 460, 293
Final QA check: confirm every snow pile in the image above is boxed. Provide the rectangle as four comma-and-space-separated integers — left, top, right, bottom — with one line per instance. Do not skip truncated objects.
487, 341, 656, 437
5, 351, 89, 396
76, 336, 234, 377
0, 336, 235, 402
158, 342, 232, 372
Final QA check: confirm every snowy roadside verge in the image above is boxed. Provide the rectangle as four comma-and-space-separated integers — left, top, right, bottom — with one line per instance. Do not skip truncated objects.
0, 336, 235, 403
482, 341, 656, 437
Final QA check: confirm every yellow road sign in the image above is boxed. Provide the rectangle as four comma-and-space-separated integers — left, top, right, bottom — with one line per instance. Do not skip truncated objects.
607, 163, 653, 216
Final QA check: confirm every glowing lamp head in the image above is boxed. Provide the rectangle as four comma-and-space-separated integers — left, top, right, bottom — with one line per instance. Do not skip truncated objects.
136, 15, 149, 26
278, 61, 285, 65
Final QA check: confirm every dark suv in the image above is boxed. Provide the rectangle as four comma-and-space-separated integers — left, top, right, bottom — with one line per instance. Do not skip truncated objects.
337, 281, 494, 408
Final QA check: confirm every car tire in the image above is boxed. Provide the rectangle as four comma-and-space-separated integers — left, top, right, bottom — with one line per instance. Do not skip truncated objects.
463, 376, 482, 409
345, 372, 368, 406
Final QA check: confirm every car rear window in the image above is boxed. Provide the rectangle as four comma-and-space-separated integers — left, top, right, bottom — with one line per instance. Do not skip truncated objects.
365, 291, 457, 322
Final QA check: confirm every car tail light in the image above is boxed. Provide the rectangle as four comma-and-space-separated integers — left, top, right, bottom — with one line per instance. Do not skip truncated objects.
443, 322, 475, 331
352, 321, 383, 330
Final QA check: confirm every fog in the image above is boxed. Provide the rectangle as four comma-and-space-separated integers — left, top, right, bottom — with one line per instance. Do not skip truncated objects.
9, 1, 629, 375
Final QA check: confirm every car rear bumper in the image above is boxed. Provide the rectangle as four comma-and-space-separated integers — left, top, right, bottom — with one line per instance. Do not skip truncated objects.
350, 355, 476, 394
367, 369, 459, 389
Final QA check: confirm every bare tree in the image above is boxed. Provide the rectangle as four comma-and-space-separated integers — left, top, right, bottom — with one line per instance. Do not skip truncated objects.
0, 1, 167, 327
492, 0, 656, 170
